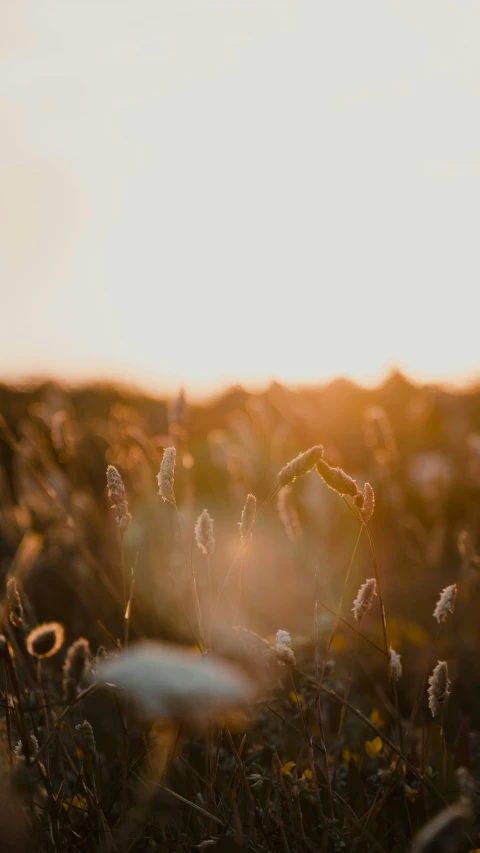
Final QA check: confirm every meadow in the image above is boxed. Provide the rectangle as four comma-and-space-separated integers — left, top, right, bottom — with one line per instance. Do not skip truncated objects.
0, 373, 479, 852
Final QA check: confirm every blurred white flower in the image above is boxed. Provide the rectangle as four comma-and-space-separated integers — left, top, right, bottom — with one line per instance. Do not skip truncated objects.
97, 642, 255, 724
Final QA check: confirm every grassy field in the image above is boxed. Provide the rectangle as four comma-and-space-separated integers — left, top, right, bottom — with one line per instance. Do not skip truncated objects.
0, 373, 479, 852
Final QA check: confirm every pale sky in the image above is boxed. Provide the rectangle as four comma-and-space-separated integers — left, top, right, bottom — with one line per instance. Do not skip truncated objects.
1, 0, 480, 397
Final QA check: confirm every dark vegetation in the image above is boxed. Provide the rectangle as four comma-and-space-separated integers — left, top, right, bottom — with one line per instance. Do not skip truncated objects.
1, 372, 480, 852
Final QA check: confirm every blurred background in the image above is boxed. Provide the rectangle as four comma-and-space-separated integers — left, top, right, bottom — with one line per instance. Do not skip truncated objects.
1, 0, 480, 724
1, 0, 480, 395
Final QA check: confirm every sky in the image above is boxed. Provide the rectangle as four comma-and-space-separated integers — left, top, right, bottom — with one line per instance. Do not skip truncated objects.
1, 0, 480, 398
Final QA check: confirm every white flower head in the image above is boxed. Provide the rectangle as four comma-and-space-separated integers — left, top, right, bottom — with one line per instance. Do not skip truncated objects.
97, 642, 255, 725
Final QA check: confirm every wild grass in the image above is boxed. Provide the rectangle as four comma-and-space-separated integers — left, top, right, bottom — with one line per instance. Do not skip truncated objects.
0, 377, 479, 852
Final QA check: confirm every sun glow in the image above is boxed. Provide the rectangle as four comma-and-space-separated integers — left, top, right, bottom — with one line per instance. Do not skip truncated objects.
1, 0, 480, 397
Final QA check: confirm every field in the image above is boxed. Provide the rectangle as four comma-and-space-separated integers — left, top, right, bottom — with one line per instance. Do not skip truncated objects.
0, 373, 479, 852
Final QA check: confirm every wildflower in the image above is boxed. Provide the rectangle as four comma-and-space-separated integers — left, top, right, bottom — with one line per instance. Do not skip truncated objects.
365, 736, 382, 758
157, 447, 176, 504
7, 577, 23, 628
195, 509, 215, 556
316, 459, 360, 497
26, 622, 65, 659
352, 579, 377, 622
239, 494, 256, 542
389, 646, 402, 682
412, 803, 473, 853
428, 661, 451, 717
433, 584, 457, 624
277, 486, 302, 541
275, 630, 295, 666
106, 465, 131, 533
96, 641, 255, 724
63, 638, 90, 701
277, 446, 324, 488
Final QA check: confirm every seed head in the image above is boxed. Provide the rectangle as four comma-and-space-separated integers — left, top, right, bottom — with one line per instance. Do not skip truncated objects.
195, 509, 215, 556
63, 638, 90, 701
7, 577, 23, 629
433, 584, 457, 624
352, 578, 377, 622
316, 459, 360, 498
157, 447, 176, 504
428, 660, 451, 717
106, 465, 131, 533
26, 622, 65, 659
14, 735, 39, 762
76, 720, 97, 755
277, 446, 324, 488
275, 629, 295, 666
239, 494, 256, 542
277, 486, 302, 541
389, 646, 402, 682
355, 482, 375, 521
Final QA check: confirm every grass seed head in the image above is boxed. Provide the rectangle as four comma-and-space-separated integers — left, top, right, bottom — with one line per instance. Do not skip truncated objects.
278, 446, 324, 487
26, 622, 65, 658
275, 629, 295, 666
106, 465, 131, 533
195, 509, 215, 556
239, 494, 256, 542
352, 578, 377, 622
433, 584, 457, 624
353, 482, 375, 516
389, 646, 402, 681
277, 486, 302, 541
75, 720, 97, 755
7, 577, 23, 629
157, 446, 176, 504
63, 638, 90, 701
428, 660, 451, 717
316, 459, 360, 498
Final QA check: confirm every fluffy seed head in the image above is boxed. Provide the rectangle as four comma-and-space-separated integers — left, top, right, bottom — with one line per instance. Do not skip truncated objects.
428, 660, 451, 717
277, 486, 302, 541
76, 720, 96, 755
195, 509, 215, 556
7, 577, 23, 628
352, 578, 377, 622
275, 629, 295, 666
26, 622, 65, 658
106, 465, 131, 533
157, 447, 176, 504
389, 646, 402, 682
239, 494, 256, 542
278, 446, 324, 487
433, 584, 457, 624
14, 735, 39, 762
316, 459, 360, 498
96, 641, 256, 724
63, 638, 90, 701
358, 482, 375, 521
